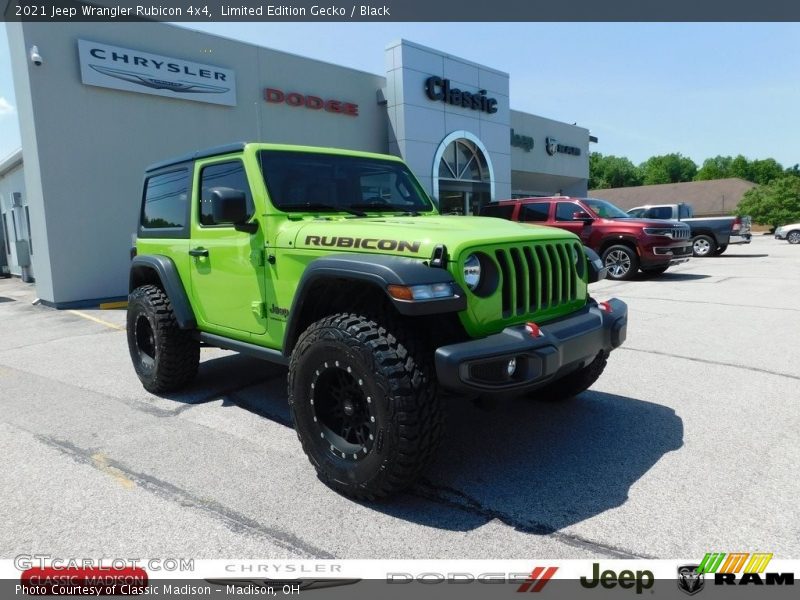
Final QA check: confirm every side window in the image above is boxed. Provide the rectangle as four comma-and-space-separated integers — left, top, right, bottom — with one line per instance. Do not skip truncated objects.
142, 170, 189, 229
521, 203, 550, 222
555, 202, 580, 221
480, 204, 515, 219
199, 161, 253, 226
647, 207, 673, 219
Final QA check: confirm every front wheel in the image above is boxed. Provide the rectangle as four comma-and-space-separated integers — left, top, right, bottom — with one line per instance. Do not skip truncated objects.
127, 285, 199, 393
692, 235, 715, 257
528, 352, 608, 402
288, 313, 442, 499
602, 245, 639, 280
787, 231, 800, 244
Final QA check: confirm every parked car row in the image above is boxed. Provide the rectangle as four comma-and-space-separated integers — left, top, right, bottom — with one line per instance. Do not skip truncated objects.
481, 196, 692, 280
625, 202, 751, 257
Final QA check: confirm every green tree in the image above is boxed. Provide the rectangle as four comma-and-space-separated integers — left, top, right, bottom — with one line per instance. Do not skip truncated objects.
748, 158, 785, 184
736, 176, 800, 228
695, 155, 734, 180
589, 153, 642, 189
639, 153, 697, 185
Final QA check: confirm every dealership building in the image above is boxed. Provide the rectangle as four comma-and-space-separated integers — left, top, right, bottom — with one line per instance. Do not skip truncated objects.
3, 20, 593, 307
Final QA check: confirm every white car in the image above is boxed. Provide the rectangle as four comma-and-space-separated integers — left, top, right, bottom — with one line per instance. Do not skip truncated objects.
775, 223, 800, 244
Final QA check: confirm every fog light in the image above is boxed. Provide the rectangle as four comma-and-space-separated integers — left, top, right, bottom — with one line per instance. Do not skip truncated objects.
507, 358, 517, 377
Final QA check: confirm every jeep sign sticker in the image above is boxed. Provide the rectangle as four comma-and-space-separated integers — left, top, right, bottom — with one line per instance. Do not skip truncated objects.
77, 40, 237, 106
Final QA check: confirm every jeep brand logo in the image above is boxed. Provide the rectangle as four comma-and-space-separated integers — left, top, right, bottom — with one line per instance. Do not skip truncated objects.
424, 76, 498, 114
580, 563, 654, 594
264, 88, 359, 116
304, 236, 421, 253
511, 129, 534, 152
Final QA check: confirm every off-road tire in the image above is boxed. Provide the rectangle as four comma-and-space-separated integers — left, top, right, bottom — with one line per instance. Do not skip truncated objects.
641, 265, 669, 276
127, 284, 199, 393
787, 230, 800, 244
288, 313, 442, 500
529, 351, 608, 402
713, 244, 728, 256
602, 244, 639, 280
692, 235, 716, 257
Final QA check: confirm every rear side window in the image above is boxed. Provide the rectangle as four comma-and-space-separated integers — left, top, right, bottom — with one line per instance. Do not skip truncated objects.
521, 203, 550, 222
142, 170, 189, 230
480, 204, 515, 219
199, 161, 253, 226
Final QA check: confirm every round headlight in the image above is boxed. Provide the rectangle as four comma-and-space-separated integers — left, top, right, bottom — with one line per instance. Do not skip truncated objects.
463, 254, 482, 290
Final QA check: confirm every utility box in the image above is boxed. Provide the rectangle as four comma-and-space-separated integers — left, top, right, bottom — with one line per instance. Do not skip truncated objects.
15, 240, 31, 268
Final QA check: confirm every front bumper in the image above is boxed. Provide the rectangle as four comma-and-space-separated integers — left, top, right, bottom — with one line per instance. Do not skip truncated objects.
642, 242, 692, 267
774, 232, 786, 240
435, 298, 628, 394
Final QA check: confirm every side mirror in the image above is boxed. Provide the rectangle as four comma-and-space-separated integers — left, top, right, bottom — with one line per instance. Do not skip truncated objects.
584, 247, 607, 283
209, 187, 258, 233
573, 211, 594, 224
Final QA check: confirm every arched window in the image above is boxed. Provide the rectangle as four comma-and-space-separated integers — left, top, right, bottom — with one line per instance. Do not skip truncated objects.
438, 139, 490, 183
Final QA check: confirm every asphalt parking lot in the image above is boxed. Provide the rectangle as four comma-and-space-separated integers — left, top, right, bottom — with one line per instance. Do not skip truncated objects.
1, 235, 798, 561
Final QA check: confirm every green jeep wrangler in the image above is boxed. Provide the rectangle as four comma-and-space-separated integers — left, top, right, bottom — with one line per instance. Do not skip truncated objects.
127, 142, 628, 499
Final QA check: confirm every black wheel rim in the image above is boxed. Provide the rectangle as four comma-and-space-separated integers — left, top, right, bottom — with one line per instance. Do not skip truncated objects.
311, 359, 375, 461
135, 314, 156, 366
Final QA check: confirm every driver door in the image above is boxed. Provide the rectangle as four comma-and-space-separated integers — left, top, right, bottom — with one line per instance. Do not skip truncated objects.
555, 201, 592, 243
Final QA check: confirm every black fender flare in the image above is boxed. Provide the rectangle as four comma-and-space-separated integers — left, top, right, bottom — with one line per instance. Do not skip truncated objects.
283, 253, 466, 355
129, 255, 196, 329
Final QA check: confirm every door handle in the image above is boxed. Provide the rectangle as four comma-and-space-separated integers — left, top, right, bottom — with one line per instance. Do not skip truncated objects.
189, 248, 209, 257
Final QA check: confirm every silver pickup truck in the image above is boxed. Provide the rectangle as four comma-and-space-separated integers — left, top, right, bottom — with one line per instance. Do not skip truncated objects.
627, 203, 751, 257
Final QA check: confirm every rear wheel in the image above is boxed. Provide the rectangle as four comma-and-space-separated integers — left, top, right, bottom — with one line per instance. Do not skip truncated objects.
692, 235, 715, 257
787, 230, 800, 244
602, 245, 639, 280
529, 352, 608, 402
127, 285, 199, 393
288, 313, 442, 500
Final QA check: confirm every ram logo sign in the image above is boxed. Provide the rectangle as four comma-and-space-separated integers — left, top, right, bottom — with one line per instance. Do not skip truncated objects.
78, 40, 237, 106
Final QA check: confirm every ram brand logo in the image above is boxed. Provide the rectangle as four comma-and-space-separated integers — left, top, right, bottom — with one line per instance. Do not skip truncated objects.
304, 236, 421, 253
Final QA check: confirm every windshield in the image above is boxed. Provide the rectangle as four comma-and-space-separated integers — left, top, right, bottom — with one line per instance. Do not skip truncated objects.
583, 198, 632, 219
258, 150, 435, 214
627, 208, 646, 218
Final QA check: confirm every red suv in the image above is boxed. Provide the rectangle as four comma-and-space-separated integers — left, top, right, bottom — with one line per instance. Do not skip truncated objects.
481, 196, 692, 280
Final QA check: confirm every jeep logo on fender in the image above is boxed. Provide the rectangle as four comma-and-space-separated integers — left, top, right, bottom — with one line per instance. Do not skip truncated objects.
305, 236, 421, 253
580, 563, 654, 594
264, 88, 358, 117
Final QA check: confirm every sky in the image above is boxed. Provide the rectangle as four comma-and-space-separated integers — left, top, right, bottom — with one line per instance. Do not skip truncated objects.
1, 22, 800, 167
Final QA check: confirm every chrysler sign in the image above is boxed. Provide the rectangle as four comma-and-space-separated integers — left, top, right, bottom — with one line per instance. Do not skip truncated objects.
78, 40, 236, 106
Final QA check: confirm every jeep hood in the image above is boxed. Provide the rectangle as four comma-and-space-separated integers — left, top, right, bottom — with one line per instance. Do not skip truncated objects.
277, 215, 578, 259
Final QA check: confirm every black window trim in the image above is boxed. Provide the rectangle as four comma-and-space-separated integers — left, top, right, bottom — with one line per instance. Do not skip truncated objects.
197, 158, 255, 229
138, 164, 193, 240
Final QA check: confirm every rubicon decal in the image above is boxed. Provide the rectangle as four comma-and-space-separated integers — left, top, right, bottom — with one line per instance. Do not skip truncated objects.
696, 552, 794, 586
78, 40, 237, 106
304, 236, 421, 253
516, 567, 558, 592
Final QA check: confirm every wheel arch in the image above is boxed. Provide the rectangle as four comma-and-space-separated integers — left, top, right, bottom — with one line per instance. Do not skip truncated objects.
599, 235, 639, 255
282, 254, 466, 356
129, 255, 196, 329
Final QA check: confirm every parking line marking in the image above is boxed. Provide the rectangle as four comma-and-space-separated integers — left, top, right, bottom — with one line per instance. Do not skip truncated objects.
99, 300, 128, 310
91, 453, 136, 490
68, 310, 126, 331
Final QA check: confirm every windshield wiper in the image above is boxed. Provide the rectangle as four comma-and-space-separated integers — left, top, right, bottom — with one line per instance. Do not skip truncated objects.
350, 202, 421, 216
280, 202, 366, 217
